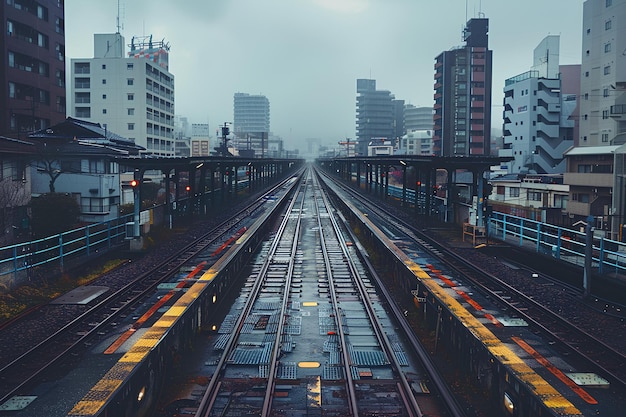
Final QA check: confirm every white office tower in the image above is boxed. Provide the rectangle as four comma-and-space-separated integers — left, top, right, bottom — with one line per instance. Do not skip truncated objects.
69, 33, 175, 156
500, 35, 579, 174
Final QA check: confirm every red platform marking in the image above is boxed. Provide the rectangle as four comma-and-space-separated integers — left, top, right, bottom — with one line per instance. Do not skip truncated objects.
211, 227, 247, 257
425, 264, 503, 326
104, 261, 208, 355
511, 336, 598, 404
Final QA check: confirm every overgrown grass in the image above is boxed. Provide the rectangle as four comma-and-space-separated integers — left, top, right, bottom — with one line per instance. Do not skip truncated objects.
0, 259, 126, 323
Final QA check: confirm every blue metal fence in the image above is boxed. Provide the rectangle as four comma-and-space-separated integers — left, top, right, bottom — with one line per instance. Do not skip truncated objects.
372, 183, 626, 276
0, 214, 132, 287
488, 212, 626, 276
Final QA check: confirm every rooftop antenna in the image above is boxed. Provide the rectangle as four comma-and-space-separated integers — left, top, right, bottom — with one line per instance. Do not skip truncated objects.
116, 0, 124, 34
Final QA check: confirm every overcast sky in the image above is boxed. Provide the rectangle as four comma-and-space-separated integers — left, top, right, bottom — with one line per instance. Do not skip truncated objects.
65, 0, 584, 151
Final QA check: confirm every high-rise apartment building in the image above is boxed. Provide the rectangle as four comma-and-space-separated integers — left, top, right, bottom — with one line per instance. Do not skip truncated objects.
69, 33, 175, 156
433, 18, 492, 156
355, 79, 395, 157
392, 99, 405, 142
405, 105, 434, 132
500, 36, 579, 174
561, 0, 626, 238
579, 0, 626, 146
1, 0, 66, 138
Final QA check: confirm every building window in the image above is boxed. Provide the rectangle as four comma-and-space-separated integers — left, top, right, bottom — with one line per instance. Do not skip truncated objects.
38, 90, 49, 104
102, 79, 107, 84
75, 107, 91, 118
602, 110, 609, 119
574, 193, 590, 203
509, 188, 520, 197
128, 108, 135, 115
101, 64, 106, 69
604, 65, 611, 75
605, 42, 612, 52
127, 78, 134, 86
528, 192, 542, 202
584, 114, 588, 120
102, 109, 107, 114
605, 20, 612, 30
578, 165, 591, 173
75, 77, 90, 88
57, 96, 66, 113
585, 71, 589, 77
128, 123, 135, 130
583, 136, 588, 142
594, 164, 612, 173
584, 93, 589, 100
54, 69, 64, 87
606, 0, 612, 7
602, 133, 609, 142
127, 93, 134, 101
554, 195, 567, 209
74, 62, 90, 74
75, 92, 90, 103
38, 62, 49, 76
38, 33, 49, 48
55, 17, 64, 34
127, 63, 134, 70
37, 5, 48, 20
604, 88, 610, 97
102, 94, 107, 99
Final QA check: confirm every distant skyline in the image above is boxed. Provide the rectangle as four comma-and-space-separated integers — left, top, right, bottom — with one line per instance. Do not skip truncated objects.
65, 0, 584, 151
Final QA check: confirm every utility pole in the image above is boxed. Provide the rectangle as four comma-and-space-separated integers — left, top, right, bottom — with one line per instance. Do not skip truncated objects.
215, 122, 233, 156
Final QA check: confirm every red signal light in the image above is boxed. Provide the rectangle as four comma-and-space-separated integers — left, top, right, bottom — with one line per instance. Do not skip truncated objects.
130, 179, 139, 187
416, 181, 421, 186
185, 185, 191, 192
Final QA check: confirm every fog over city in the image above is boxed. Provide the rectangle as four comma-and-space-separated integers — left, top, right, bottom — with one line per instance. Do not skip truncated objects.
65, 0, 583, 151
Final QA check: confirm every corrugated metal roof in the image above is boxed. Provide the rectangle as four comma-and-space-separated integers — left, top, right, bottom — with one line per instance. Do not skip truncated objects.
564, 145, 619, 156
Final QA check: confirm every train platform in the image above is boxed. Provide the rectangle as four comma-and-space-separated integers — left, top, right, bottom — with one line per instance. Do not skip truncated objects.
399, 242, 621, 415
322, 179, 626, 417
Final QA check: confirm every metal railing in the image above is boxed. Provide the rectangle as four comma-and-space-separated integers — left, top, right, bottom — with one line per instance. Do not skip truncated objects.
488, 211, 626, 276
0, 214, 132, 287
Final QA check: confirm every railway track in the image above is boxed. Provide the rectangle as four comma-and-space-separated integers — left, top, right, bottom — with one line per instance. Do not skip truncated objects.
314, 174, 424, 416
193, 169, 451, 417
195, 169, 306, 416
320, 170, 626, 390
0, 178, 295, 407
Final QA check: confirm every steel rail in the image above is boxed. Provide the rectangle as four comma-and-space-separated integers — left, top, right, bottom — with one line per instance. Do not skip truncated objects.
195, 173, 307, 417
315, 167, 470, 417
315, 172, 422, 417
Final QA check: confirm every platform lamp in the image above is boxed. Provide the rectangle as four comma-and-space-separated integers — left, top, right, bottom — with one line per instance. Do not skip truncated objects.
400, 160, 407, 206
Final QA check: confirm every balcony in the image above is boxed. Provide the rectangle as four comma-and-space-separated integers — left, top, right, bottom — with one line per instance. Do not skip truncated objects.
611, 104, 625, 119
563, 172, 613, 188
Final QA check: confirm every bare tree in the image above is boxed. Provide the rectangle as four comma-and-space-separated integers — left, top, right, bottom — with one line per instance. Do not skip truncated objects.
0, 176, 30, 245
31, 141, 67, 193
34, 156, 63, 193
